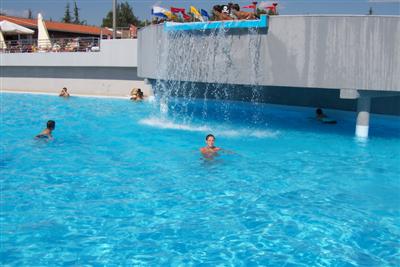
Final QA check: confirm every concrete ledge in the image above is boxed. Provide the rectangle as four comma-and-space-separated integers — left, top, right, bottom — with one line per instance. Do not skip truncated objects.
165, 15, 268, 31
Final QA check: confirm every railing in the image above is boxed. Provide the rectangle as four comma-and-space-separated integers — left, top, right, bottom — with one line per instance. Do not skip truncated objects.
0, 37, 101, 53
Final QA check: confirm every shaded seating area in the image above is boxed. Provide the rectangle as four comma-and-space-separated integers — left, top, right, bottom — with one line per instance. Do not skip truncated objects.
0, 37, 101, 53
0, 20, 34, 52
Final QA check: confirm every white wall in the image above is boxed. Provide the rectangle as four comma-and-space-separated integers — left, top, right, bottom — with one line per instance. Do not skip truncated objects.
138, 16, 400, 92
1, 39, 138, 67
0, 39, 152, 96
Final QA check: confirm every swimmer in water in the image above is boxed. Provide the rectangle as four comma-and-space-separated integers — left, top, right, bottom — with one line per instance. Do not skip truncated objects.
59, 87, 70, 97
36, 120, 55, 139
316, 108, 337, 124
200, 134, 221, 156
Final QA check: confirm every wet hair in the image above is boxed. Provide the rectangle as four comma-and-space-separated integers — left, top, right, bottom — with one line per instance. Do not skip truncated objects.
47, 120, 55, 129
63, 87, 67, 90
232, 4, 240, 11
206, 134, 215, 141
316, 108, 323, 115
213, 5, 223, 12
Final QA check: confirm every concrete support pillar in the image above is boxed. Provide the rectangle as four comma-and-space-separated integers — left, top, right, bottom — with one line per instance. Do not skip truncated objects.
356, 96, 371, 138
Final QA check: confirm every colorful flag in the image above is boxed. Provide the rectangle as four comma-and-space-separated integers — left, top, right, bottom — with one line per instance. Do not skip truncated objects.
152, 6, 167, 18
182, 12, 191, 21
190, 6, 204, 21
171, 7, 186, 13
242, 5, 256, 9
164, 11, 177, 20
201, 9, 210, 20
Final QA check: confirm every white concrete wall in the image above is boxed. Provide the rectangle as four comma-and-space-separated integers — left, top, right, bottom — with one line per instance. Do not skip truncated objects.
138, 16, 400, 92
1, 39, 138, 67
0, 39, 152, 97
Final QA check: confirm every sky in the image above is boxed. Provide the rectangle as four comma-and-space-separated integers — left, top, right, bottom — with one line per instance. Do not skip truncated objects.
1, 0, 399, 26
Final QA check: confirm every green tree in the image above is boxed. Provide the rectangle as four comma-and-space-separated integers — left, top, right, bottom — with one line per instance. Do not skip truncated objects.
73, 1, 80, 24
102, 1, 140, 28
62, 2, 72, 23
138, 20, 150, 27
28, 9, 33, 19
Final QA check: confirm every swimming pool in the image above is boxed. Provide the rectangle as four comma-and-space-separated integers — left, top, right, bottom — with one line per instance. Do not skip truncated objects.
1, 93, 399, 266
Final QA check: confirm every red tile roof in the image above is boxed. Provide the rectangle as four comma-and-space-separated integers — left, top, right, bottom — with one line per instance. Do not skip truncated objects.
0, 15, 113, 36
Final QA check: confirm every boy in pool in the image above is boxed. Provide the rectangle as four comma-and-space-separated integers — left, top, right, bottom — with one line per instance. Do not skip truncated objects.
200, 134, 221, 156
36, 120, 56, 139
316, 108, 337, 124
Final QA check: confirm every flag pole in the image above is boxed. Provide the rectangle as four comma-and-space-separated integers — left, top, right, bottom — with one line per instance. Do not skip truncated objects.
113, 0, 117, 39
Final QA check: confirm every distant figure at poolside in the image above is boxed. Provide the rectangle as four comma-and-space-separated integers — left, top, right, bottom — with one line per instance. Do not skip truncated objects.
231, 4, 256, 20
212, 5, 233, 21
36, 120, 56, 139
200, 134, 221, 156
316, 108, 337, 124
137, 89, 144, 100
130, 88, 144, 101
59, 87, 70, 97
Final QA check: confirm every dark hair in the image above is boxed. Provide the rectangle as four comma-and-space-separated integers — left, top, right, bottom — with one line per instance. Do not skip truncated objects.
316, 108, 323, 115
232, 4, 240, 11
63, 87, 67, 90
47, 120, 55, 129
206, 134, 215, 140
213, 5, 222, 12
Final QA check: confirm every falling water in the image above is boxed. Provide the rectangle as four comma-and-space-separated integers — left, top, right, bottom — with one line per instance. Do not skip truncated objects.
150, 23, 265, 127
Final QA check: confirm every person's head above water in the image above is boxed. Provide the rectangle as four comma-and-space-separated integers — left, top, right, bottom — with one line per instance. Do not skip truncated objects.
316, 108, 323, 115
205, 134, 216, 147
47, 120, 56, 130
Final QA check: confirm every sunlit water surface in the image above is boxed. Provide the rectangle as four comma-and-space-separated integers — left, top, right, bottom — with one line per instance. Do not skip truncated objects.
1, 93, 399, 266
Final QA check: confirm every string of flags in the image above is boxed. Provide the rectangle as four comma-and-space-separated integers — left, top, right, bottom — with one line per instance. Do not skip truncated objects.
152, 5, 210, 21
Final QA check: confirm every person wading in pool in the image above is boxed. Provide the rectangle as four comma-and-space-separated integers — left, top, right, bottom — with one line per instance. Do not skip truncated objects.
36, 120, 56, 139
59, 87, 70, 97
200, 134, 221, 156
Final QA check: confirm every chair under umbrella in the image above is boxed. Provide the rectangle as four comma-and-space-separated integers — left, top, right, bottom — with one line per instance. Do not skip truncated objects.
37, 13, 51, 50
0, 20, 34, 51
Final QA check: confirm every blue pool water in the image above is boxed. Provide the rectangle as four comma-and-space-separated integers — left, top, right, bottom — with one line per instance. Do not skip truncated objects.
1, 93, 399, 266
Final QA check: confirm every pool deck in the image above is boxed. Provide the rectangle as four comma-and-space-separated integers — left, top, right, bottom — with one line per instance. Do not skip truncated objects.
1, 89, 153, 100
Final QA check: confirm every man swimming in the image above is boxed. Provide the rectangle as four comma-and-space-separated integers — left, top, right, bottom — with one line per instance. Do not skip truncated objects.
316, 108, 337, 124
200, 134, 221, 156
36, 120, 56, 139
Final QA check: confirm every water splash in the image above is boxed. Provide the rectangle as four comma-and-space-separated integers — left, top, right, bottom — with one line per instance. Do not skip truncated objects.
139, 117, 279, 138
151, 24, 264, 127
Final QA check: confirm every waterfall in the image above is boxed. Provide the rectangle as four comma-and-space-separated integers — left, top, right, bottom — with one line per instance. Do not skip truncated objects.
150, 24, 265, 126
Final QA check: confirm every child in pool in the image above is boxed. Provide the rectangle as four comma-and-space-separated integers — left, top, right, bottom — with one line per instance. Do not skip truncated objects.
200, 134, 221, 156
36, 120, 55, 139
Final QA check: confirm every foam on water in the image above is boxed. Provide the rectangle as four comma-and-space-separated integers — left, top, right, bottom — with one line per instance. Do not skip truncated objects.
139, 117, 279, 138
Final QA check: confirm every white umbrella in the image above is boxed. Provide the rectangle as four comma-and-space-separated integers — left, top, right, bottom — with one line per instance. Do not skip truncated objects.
0, 20, 34, 35
0, 30, 6, 50
37, 13, 51, 50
